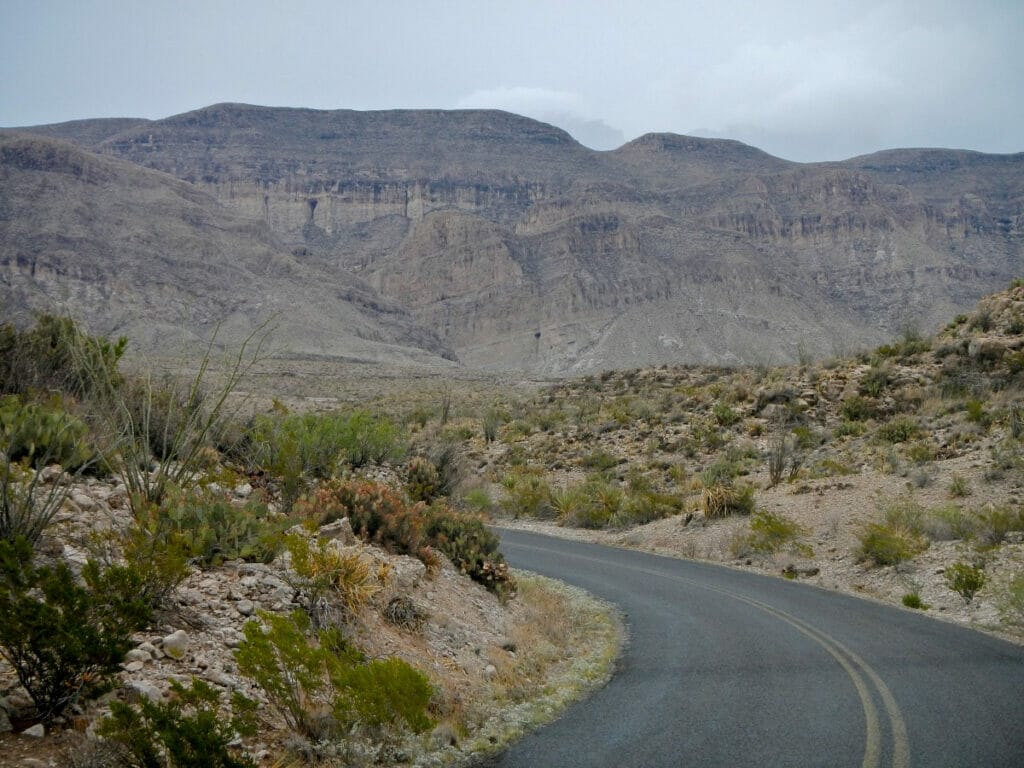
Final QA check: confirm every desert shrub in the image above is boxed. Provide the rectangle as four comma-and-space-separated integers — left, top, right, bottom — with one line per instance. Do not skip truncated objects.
382, 595, 427, 630
701, 483, 755, 518
975, 504, 1024, 547
579, 449, 619, 471
840, 395, 876, 422
745, 510, 809, 554
500, 470, 553, 519
859, 365, 891, 397
236, 611, 432, 739
246, 409, 405, 510
0, 536, 150, 722
948, 474, 971, 498
857, 514, 928, 568
330, 656, 434, 736
998, 573, 1024, 626
301, 479, 426, 557
155, 488, 284, 568
767, 433, 791, 487
459, 487, 494, 516
616, 488, 682, 527
407, 442, 463, 503
0, 315, 125, 399
285, 534, 381, 624
0, 395, 95, 471
945, 561, 986, 603
406, 456, 441, 503
834, 420, 867, 438
712, 402, 740, 427
922, 505, 978, 541
97, 677, 257, 768
481, 408, 502, 443
901, 592, 929, 610
425, 507, 515, 597
876, 417, 919, 444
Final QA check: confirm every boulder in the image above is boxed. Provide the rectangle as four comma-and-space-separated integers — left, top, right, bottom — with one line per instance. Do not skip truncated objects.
162, 629, 189, 660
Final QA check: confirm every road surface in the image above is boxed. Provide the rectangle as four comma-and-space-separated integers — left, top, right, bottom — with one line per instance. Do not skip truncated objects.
484, 529, 1024, 767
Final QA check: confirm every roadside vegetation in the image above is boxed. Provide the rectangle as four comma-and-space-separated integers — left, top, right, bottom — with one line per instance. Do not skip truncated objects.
0, 314, 616, 766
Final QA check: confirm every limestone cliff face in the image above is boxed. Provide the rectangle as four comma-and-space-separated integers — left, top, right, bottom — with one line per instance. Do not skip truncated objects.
8, 105, 1023, 373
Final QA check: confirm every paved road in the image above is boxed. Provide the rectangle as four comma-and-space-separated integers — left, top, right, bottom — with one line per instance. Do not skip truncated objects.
483, 529, 1024, 768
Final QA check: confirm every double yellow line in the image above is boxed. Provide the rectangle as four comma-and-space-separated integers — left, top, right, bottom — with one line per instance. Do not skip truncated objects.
512, 540, 911, 767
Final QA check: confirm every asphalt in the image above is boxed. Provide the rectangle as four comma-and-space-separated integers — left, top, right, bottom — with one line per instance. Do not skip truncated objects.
481, 529, 1024, 768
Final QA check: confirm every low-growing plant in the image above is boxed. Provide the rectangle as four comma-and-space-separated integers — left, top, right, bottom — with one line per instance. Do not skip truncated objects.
876, 417, 919, 444
859, 365, 891, 397
712, 402, 740, 427
840, 395, 876, 422
0, 536, 150, 722
745, 510, 810, 555
425, 506, 515, 597
945, 561, 986, 603
975, 504, 1024, 547
998, 573, 1024, 626
157, 488, 285, 568
701, 483, 755, 518
286, 535, 382, 625
857, 522, 928, 568
305, 479, 427, 556
500, 470, 553, 519
382, 595, 428, 631
97, 677, 258, 768
901, 592, 929, 610
948, 474, 972, 498
236, 611, 433, 740
579, 449, 619, 471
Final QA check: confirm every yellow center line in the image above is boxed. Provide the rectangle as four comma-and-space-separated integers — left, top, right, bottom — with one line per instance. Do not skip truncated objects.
509, 540, 911, 767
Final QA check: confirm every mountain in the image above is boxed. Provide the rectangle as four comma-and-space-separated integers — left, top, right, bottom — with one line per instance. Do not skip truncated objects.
4, 104, 1022, 373
0, 133, 454, 365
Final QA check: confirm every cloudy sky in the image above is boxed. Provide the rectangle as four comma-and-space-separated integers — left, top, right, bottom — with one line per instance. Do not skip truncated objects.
1, 0, 1020, 161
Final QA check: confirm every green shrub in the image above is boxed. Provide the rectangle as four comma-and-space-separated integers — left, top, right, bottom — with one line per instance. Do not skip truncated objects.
97, 677, 257, 768
901, 592, 929, 610
0, 315, 125, 399
425, 507, 515, 597
712, 402, 740, 427
840, 395, 876, 422
998, 573, 1024, 626
948, 474, 971, 498
0, 395, 95, 471
236, 611, 432, 739
857, 523, 928, 568
481, 408, 502, 443
332, 656, 434, 735
945, 561, 986, 603
579, 450, 619, 471
746, 510, 809, 554
157, 488, 285, 568
834, 420, 867, 438
876, 417, 919, 444
859, 365, 890, 397
975, 504, 1024, 547
0, 536, 150, 722
500, 470, 553, 519
407, 442, 463, 502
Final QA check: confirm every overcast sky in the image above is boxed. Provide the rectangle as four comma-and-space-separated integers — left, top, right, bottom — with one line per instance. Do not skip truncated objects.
1, 0, 1021, 161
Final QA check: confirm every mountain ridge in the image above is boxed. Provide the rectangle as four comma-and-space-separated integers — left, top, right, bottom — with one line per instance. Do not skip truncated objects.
3, 104, 1021, 373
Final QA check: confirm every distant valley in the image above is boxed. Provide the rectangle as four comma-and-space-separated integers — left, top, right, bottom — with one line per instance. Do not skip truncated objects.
2, 104, 1021, 373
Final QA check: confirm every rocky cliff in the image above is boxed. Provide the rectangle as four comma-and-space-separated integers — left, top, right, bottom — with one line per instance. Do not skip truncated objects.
5, 104, 1022, 373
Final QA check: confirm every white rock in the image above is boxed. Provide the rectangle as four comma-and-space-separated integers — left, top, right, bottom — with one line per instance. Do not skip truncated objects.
236, 600, 256, 616
22, 723, 45, 737
319, 517, 356, 545
234, 483, 253, 498
125, 648, 151, 663
123, 661, 144, 673
162, 629, 189, 660
127, 680, 163, 702
71, 491, 97, 511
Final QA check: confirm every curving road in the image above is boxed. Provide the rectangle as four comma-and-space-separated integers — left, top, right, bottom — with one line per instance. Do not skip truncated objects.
484, 529, 1024, 768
